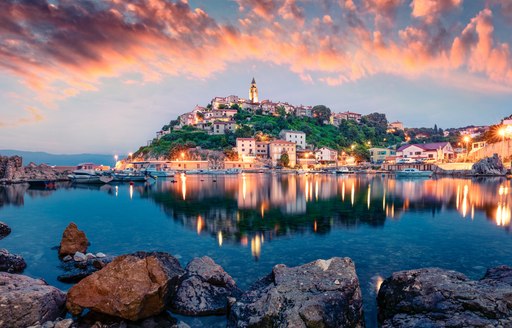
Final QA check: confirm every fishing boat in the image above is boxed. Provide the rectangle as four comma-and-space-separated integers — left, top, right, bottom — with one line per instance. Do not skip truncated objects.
68, 163, 113, 184
395, 168, 433, 178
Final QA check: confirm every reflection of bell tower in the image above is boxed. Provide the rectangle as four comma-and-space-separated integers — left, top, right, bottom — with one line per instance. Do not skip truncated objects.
249, 77, 259, 103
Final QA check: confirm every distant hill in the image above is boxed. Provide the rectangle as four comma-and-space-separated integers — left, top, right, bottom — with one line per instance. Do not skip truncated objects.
0, 150, 122, 166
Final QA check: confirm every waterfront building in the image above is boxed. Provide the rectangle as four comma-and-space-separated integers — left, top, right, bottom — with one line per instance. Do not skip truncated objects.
315, 147, 338, 163
236, 138, 256, 158
269, 140, 297, 167
279, 130, 306, 149
396, 142, 454, 161
369, 147, 396, 163
256, 141, 270, 157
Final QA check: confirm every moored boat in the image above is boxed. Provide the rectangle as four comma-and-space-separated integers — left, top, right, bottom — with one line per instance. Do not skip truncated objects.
395, 168, 433, 178
111, 173, 149, 182
68, 163, 113, 184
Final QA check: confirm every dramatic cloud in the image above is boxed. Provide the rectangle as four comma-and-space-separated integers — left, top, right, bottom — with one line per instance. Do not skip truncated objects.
411, 0, 463, 23
1, 0, 512, 121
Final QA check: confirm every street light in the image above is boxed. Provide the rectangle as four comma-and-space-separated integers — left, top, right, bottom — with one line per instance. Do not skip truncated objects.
181, 152, 185, 161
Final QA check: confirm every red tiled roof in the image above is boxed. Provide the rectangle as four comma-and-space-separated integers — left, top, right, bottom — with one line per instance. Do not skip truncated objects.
397, 142, 451, 152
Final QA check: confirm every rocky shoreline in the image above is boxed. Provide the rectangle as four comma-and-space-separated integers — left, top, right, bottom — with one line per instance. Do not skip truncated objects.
0, 221, 511, 327
0, 155, 69, 185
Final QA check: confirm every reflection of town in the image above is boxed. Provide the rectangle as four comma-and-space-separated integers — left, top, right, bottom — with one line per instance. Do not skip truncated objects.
138, 174, 512, 259
1, 175, 511, 259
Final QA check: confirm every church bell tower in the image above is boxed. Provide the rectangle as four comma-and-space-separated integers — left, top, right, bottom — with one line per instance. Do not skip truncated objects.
249, 77, 259, 103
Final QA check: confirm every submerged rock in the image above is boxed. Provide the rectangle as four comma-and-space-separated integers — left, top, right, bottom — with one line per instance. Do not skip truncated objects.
59, 222, 88, 257
172, 256, 241, 315
73, 311, 190, 328
378, 266, 512, 327
57, 256, 113, 283
66, 251, 185, 321
0, 248, 26, 273
0, 221, 11, 239
73, 252, 87, 262
228, 257, 365, 328
0, 272, 66, 327
471, 154, 507, 176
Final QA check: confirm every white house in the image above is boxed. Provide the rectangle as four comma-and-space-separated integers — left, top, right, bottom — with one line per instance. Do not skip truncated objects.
279, 130, 306, 149
236, 138, 256, 157
315, 147, 338, 162
396, 142, 454, 161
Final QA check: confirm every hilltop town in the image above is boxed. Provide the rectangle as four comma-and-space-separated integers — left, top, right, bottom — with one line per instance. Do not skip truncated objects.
129, 79, 509, 171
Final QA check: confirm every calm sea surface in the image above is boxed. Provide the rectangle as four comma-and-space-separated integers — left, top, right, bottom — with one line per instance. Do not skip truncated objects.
1, 173, 512, 327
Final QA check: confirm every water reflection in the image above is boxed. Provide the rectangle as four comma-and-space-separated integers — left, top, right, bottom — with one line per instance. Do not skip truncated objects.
2, 175, 512, 259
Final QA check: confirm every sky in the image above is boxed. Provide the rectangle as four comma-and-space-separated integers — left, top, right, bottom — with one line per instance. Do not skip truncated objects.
1, 0, 512, 154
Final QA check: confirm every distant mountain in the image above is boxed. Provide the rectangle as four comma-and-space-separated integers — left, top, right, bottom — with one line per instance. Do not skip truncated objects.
0, 150, 123, 166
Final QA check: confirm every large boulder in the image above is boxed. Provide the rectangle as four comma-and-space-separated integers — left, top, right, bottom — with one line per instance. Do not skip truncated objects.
0, 248, 26, 273
0, 221, 11, 239
0, 272, 66, 328
66, 251, 185, 321
228, 257, 365, 328
378, 266, 512, 327
171, 256, 241, 315
471, 154, 507, 176
59, 222, 88, 256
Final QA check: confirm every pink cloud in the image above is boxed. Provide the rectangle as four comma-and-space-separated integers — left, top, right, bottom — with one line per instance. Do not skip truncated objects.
411, 0, 463, 23
1, 0, 512, 122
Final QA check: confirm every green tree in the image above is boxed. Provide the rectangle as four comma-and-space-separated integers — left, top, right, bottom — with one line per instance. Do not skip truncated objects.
279, 152, 290, 167
235, 124, 254, 138
276, 105, 286, 117
312, 105, 331, 125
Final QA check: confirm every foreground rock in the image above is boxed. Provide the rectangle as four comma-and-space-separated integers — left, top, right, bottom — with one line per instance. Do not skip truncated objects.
378, 266, 512, 327
66, 251, 185, 321
0, 248, 26, 273
471, 154, 507, 176
0, 272, 66, 328
172, 256, 241, 315
57, 254, 113, 283
229, 257, 365, 328
59, 222, 88, 256
0, 221, 11, 239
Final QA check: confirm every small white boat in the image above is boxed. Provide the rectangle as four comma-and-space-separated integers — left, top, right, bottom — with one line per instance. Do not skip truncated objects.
68, 163, 113, 184
395, 168, 432, 178
225, 168, 242, 175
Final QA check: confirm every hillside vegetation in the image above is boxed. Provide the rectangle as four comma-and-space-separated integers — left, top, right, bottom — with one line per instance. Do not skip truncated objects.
134, 107, 431, 160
